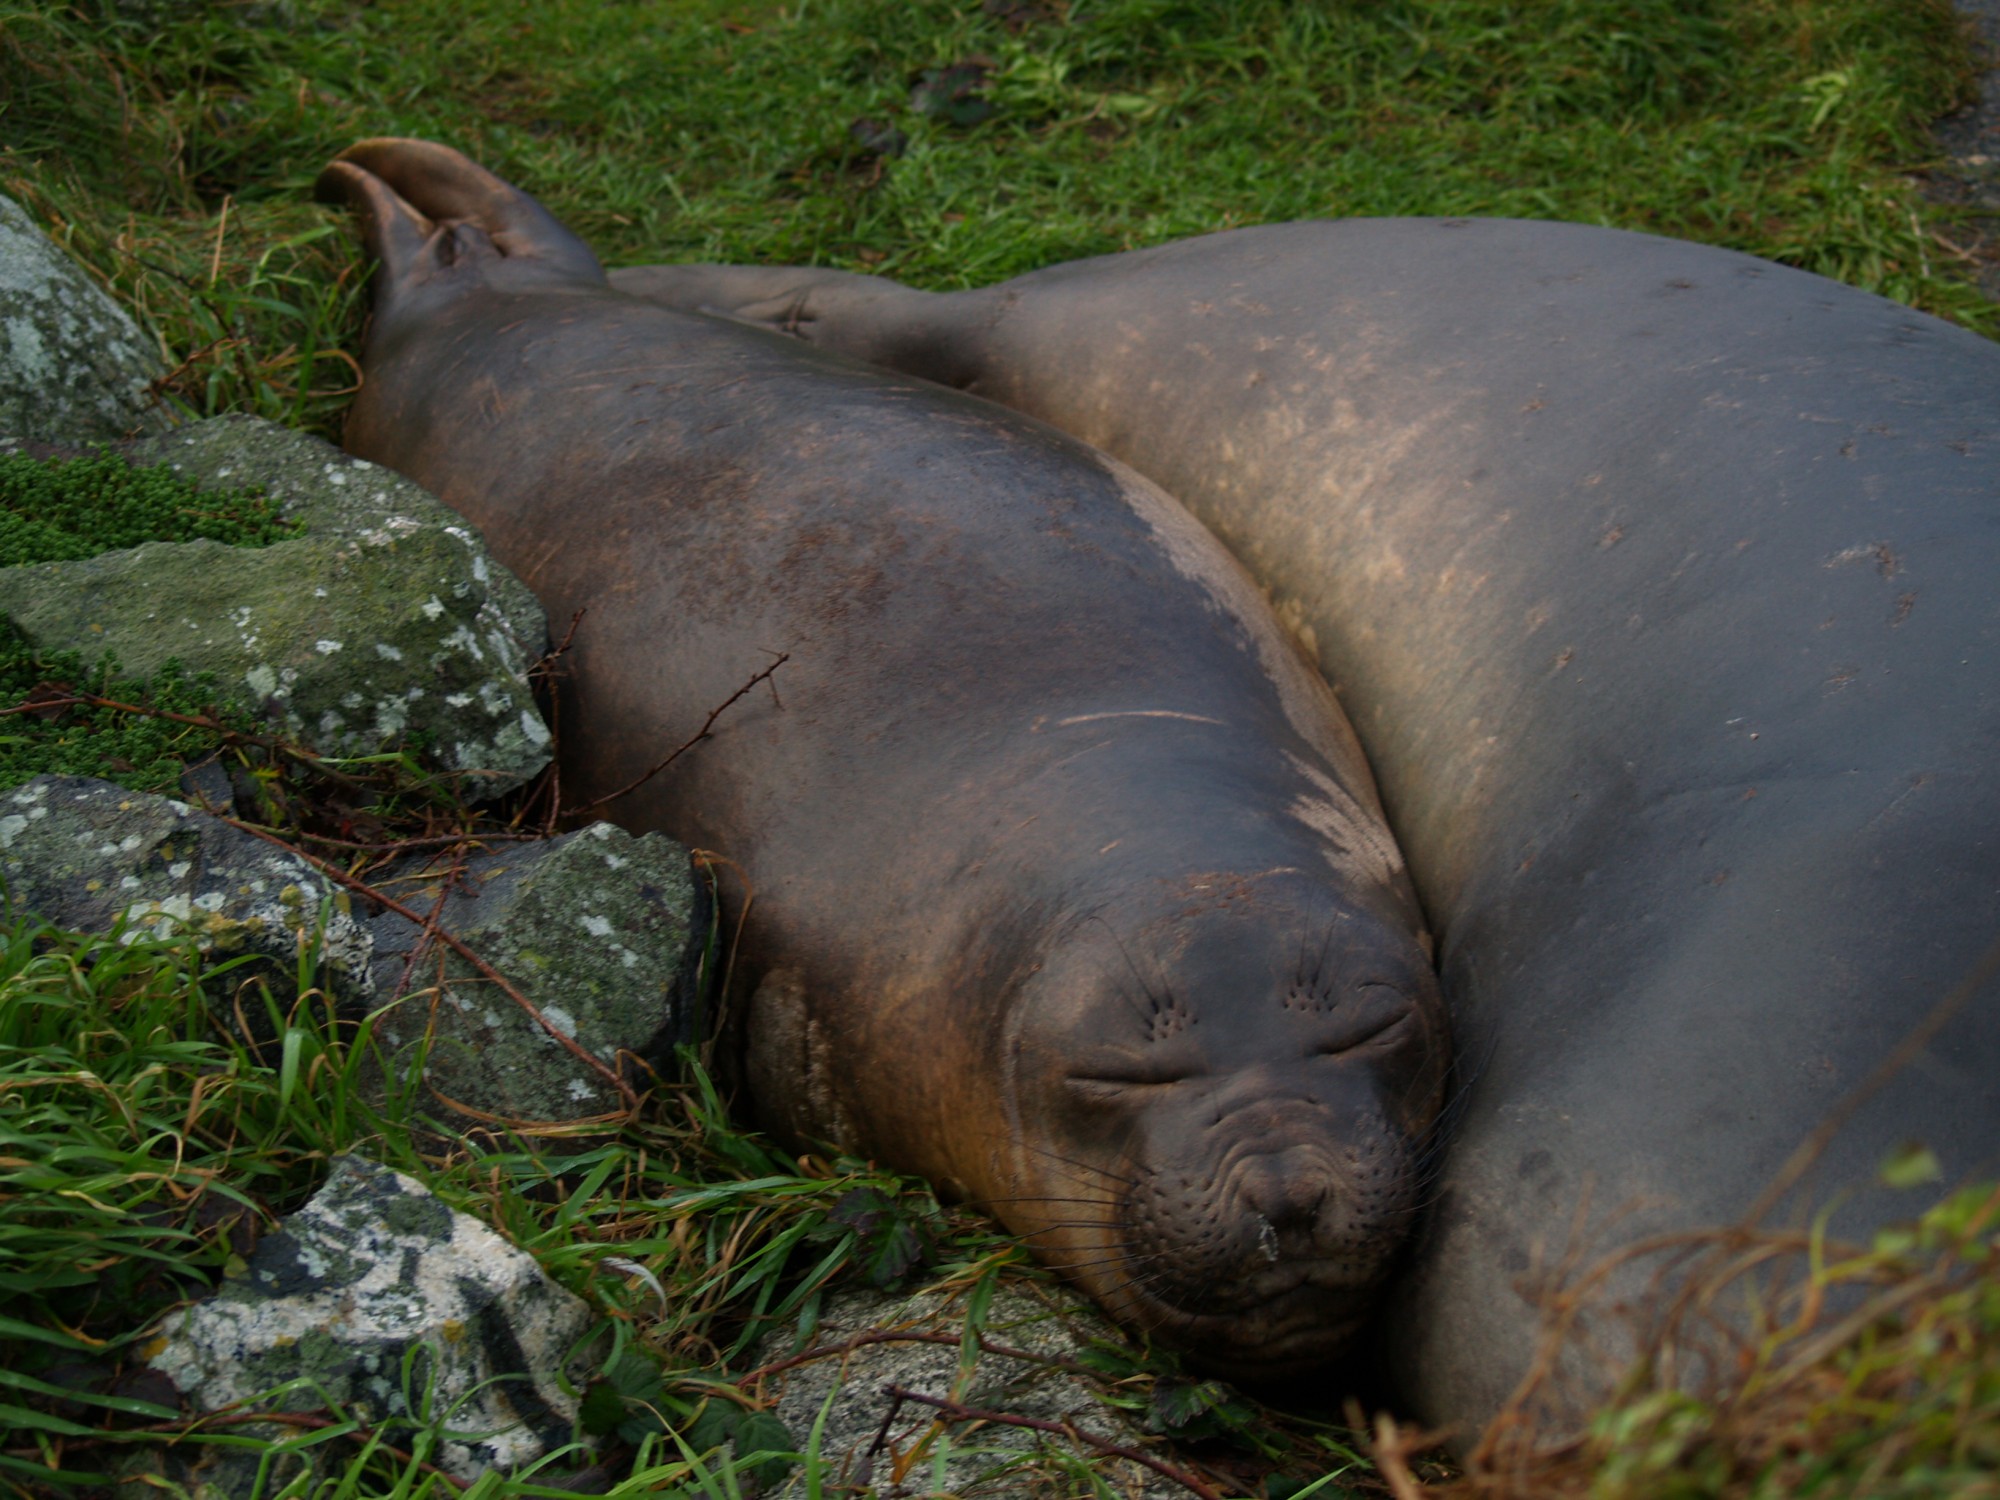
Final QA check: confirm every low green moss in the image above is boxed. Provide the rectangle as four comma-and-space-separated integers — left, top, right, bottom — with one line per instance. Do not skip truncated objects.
0, 625, 242, 795
0, 449, 300, 567
0, 451, 303, 793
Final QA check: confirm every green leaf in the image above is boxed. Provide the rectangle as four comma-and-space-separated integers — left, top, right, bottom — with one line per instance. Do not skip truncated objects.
607, 1352, 666, 1397
1075, 1341, 1145, 1379
733, 1410, 798, 1492
579, 1379, 628, 1437
1880, 1141, 1943, 1189
0, 1367, 178, 1419
859, 1219, 924, 1288
683, 1398, 741, 1456
1148, 1377, 1228, 1432
0, 1399, 104, 1438
0, 1316, 94, 1350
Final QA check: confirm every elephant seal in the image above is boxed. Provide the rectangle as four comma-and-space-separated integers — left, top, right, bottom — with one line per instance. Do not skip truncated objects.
315, 145, 1449, 1378
611, 223, 2000, 1429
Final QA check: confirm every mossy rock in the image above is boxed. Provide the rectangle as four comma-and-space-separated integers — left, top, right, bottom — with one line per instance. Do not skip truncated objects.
0, 417, 551, 798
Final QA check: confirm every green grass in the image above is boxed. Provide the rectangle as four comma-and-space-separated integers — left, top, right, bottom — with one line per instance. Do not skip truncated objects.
0, 906, 1351, 1498
1, 1, 1996, 1496
0, 0, 1987, 442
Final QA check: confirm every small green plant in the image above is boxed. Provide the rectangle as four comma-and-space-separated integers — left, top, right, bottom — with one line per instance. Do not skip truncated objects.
0, 450, 306, 795
0, 626, 240, 794
0, 450, 300, 568
0, 914, 387, 1457
1434, 1176, 2000, 1499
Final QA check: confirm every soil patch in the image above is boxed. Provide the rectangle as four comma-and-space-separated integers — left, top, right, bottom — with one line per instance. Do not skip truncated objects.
1924, 2, 2000, 299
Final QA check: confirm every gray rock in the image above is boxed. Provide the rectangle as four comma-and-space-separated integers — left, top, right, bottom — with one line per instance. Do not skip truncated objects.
760, 1282, 1178, 1498
122, 414, 544, 638
0, 774, 374, 1008
0, 193, 171, 442
367, 823, 708, 1124
147, 1155, 596, 1483
0, 417, 552, 799
0, 775, 708, 1120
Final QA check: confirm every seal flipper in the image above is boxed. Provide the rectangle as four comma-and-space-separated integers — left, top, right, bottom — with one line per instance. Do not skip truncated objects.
607, 263, 891, 326
314, 161, 434, 288
318, 140, 611, 352
608, 263, 978, 388
324, 138, 604, 281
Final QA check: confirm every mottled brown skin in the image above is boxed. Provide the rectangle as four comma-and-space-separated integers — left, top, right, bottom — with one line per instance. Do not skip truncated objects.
315, 141, 1449, 1376
609, 228, 2000, 1432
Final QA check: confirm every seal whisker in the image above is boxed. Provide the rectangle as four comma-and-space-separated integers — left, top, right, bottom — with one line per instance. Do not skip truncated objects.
1025, 1144, 1135, 1188
1101, 1272, 1174, 1336
1026, 1235, 1150, 1256
1410, 1032, 1496, 1194
1040, 1252, 1171, 1277
1014, 1221, 1132, 1236
1087, 912, 1182, 1023
1316, 909, 1341, 991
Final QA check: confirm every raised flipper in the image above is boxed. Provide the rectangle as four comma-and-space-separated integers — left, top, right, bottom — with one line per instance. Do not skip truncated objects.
316, 138, 605, 343
608, 262, 977, 387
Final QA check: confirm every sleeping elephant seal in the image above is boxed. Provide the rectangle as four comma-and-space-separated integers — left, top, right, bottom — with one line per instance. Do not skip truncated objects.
314, 144, 1449, 1379
610, 223, 2000, 1430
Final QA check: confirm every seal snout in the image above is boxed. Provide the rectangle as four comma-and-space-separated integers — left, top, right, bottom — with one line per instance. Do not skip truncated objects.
1238, 1146, 1346, 1259
1123, 1119, 1419, 1324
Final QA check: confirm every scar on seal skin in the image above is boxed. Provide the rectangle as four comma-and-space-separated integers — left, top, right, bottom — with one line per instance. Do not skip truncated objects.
315, 140, 1450, 1378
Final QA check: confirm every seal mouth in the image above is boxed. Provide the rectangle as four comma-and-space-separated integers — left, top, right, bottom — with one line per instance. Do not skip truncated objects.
1124, 1268, 1376, 1378
1159, 1253, 1386, 1319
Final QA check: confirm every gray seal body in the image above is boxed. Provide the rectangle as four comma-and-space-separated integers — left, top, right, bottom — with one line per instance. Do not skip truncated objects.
613, 219, 2000, 1431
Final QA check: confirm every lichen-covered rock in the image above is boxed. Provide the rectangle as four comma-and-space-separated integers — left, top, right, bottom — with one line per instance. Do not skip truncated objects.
0, 776, 708, 1121
0, 417, 552, 798
0, 774, 373, 1005
368, 823, 708, 1124
0, 194, 171, 442
123, 414, 545, 637
759, 1282, 1177, 1498
0, 529, 550, 795
146, 1155, 595, 1482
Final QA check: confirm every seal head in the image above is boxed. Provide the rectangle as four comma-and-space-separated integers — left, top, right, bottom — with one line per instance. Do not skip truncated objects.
1009, 871, 1443, 1377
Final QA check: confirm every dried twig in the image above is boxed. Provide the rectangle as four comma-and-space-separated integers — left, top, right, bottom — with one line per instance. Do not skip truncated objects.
687, 848, 753, 1076
223, 818, 640, 1112
1366, 1407, 1448, 1500
883, 1385, 1223, 1500
741, 1327, 1105, 1387
292, 829, 540, 853
562, 653, 787, 818
519, 607, 586, 837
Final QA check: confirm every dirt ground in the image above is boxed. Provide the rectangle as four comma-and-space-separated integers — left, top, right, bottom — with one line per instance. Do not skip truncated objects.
1924, 1, 2000, 300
